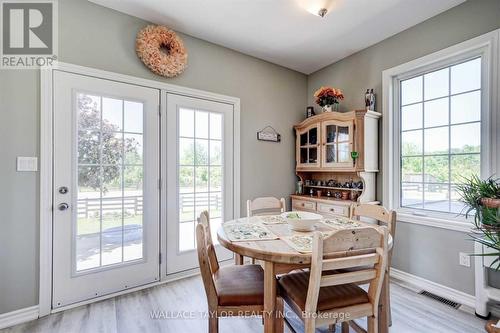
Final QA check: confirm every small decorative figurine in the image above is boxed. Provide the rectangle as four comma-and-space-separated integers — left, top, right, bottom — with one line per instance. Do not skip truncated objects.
365, 88, 376, 111
306, 106, 315, 118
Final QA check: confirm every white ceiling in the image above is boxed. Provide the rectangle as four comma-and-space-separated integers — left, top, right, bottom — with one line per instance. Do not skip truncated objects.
90, 0, 465, 74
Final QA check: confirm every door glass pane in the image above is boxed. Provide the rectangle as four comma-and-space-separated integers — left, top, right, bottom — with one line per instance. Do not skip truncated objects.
179, 108, 194, 137
178, 108, 225, 251
210, 113, 222, 140
179, 138, 194, 165
326, 125, 336, 143
78, 131, 100, 164
195, 111, 209, 139
124, 101, 143, 133
124, 134, 143, 165
179, 222, 195, 252
75, 93, 145, 272
210, 141, 222, 165
77, 93, 101, 130
102, 98, 123, 131
309, 127, 317, 145
195, 139, 209, 165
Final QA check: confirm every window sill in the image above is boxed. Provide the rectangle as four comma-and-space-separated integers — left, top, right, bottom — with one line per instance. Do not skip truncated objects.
396, 210, 474, 233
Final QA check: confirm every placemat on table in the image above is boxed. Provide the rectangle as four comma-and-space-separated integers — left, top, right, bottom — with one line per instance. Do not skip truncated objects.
258, 215, 287, 225
222, 222, 278, 242
321, 216, 363, 229
281, 232, 332, 253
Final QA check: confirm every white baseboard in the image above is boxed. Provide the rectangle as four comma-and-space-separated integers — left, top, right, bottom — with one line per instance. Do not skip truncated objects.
0, 305, 39, 330
391, 268, 476, 308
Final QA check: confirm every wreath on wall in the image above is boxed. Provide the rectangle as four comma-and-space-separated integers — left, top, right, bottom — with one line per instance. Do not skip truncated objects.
136, 25, 188, 78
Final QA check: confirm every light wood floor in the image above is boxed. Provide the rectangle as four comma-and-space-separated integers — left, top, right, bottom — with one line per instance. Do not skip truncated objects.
1, 276, 487, 333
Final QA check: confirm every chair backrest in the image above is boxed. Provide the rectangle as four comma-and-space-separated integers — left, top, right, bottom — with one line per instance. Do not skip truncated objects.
304, 227, 388, 317
247, 197, 286, 216
196, 211, 219, 308
351, 204, 396, 240
198, 210, 219, 273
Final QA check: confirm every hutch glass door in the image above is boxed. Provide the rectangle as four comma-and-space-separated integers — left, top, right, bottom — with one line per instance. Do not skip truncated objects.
297, 124, 320, 168
322, 120, 354, 168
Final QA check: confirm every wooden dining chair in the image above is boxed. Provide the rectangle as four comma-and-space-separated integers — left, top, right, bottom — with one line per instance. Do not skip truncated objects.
278, 227, 388, 333
350, 203, 396, 326
196, 211, 268, 333
247, 196, 287, 217
235, 196, 287, 265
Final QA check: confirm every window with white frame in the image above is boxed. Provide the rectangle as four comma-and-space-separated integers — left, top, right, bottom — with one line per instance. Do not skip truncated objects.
399, 57, 482, 214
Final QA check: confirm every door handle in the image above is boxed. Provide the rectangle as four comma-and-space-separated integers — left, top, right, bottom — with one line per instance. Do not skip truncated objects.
58, 203, 70, 211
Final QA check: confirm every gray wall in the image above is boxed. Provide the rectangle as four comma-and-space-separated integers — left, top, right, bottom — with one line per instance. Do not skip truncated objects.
2, 0, 499, 316
307, 0, 500, 295
0, 0, 307, 314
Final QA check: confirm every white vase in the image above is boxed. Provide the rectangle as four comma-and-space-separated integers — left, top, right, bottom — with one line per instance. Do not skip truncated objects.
323, 105, 333, 112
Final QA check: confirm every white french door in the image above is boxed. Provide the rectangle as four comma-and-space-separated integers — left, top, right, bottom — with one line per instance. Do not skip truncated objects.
52, 71, 160, 307
166, 94, 234, 274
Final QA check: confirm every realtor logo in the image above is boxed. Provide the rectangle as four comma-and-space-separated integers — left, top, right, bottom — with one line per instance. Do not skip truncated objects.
1, 0, 58, 68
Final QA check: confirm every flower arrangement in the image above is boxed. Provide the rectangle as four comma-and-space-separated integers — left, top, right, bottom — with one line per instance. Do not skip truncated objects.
314, 86, 344, 111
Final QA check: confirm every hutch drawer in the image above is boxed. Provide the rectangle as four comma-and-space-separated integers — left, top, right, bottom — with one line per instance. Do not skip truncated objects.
292, 199, 316, 211
317, 203, 349, 217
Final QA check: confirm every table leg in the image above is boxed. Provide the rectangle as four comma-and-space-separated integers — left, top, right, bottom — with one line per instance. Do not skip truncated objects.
234, 253, 244, 265
264, 261, 277, 333
378, 271, 389, 333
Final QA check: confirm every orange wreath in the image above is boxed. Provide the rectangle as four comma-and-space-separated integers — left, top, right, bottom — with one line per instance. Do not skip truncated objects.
136, 25, 188, 78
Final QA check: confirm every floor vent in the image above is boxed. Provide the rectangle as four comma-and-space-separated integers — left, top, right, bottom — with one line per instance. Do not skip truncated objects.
418, 290, 461, 309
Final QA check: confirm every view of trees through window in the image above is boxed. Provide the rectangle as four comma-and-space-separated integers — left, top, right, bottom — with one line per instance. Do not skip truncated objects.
76, 93, 144, 271
400, 57, 481, 214
178, 109, 223, 251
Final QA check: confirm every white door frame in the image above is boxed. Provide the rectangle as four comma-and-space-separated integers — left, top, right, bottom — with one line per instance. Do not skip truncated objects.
40, 62, 241, 316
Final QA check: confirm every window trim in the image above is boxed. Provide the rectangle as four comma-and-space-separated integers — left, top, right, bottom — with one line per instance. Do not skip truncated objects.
382, 29, 499, 232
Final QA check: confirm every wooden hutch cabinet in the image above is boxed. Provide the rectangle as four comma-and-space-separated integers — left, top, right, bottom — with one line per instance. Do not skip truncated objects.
292, 110, 381, 217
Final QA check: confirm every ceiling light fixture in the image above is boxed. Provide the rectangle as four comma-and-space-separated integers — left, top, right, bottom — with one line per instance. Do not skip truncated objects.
317, 8, 328, 17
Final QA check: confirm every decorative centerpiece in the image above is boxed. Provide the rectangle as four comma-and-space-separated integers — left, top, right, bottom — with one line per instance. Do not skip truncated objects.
281, 211, 323, 231
314, 86, 344, 112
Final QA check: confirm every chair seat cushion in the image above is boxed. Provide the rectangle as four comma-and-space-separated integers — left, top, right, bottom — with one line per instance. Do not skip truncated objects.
278, 271, 369, 311
214, 264, 264, 306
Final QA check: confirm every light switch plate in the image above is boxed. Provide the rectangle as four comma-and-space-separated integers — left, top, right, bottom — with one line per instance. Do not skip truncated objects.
17, 157, 38, 172
459, 252, 471, 267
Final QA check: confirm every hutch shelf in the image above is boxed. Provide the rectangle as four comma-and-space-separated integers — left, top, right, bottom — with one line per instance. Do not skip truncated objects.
292, 110, 381, 217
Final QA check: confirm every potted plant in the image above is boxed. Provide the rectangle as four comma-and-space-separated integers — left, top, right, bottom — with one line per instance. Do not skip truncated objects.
313, 86, 344, 112
457, 176, 500, 268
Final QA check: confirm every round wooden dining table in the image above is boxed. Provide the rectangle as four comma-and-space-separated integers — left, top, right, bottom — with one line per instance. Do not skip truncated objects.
217, 216, 392, 333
